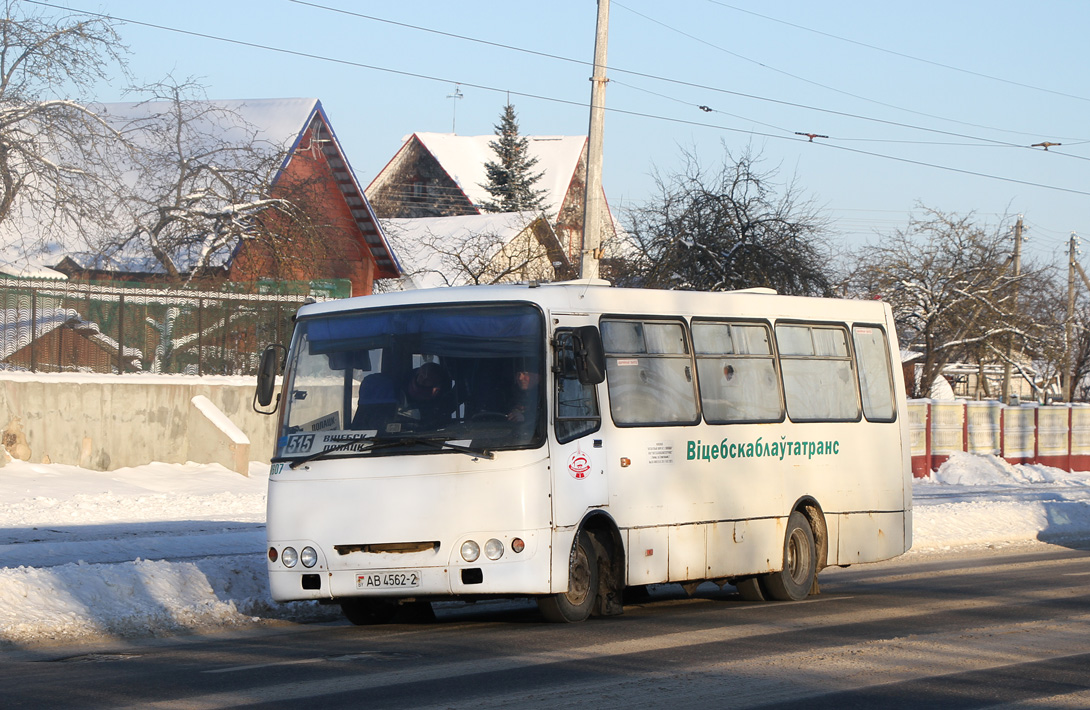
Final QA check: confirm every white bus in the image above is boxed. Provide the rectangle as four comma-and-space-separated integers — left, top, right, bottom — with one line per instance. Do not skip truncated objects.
256, 280, 912, 623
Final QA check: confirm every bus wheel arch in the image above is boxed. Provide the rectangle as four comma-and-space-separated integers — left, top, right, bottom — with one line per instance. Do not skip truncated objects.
793, 497, 829, 576
538, 512, 624, 622
581, 512, 625, 617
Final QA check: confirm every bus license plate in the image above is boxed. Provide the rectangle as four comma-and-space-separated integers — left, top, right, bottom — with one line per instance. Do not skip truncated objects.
356, 570, 421, 590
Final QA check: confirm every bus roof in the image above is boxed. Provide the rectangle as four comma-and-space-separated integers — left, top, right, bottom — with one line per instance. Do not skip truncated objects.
295, 280, 893, 326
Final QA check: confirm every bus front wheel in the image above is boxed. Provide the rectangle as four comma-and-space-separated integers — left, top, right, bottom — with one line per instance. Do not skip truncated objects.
762, 511, 817, 601
538, 530, 599, 623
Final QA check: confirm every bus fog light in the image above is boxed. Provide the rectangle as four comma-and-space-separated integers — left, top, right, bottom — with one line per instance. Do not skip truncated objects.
484, 538, 504, 560
300, 546, 318, 568
282, 546, 299, 568
268, 547, 278, 563
511, 537, 525, 553
461, 540, 480, 562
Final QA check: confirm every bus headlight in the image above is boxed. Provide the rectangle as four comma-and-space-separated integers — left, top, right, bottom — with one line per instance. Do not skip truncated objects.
300, 546, 318, 568
282, 546, 299, 568
484, 538, 504, 560
460, 540, 480, 562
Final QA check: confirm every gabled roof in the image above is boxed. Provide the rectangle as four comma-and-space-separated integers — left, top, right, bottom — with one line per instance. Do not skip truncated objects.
392, 133, 587, 214
0, 98, 398, 278
0, 306, 140, 365
382, 212, 554, 289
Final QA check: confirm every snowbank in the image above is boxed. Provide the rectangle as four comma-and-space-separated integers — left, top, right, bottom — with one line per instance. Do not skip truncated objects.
1, 452, 1089, 647
913, 452, 1090, 552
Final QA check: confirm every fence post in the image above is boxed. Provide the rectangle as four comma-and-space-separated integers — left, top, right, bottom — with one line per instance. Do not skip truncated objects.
29, 289, 38, 372
197, 297, 204, 377
908, 399, 931, 477
117, 292, 125, 374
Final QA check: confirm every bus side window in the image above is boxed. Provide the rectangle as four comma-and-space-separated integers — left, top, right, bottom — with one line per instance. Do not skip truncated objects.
692, 321, 783, 423
776, 323, 860, 422
852, 325, 896, 422
601, 319, 699, 426
555, 331, 601, 443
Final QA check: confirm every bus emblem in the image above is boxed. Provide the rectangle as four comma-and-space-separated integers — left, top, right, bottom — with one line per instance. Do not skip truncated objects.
568, 449, 591, 479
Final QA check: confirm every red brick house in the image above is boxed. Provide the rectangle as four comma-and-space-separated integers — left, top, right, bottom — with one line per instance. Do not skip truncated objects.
22, 99, 399, 297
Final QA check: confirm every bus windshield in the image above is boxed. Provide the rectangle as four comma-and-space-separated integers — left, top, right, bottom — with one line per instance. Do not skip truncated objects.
275, 302, 546, 461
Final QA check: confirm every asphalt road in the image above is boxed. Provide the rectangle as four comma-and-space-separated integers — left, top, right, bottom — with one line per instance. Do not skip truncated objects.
5, 541, 1090, 709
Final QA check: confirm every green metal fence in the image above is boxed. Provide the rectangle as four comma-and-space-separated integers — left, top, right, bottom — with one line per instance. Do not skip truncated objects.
0, 276, 350, 375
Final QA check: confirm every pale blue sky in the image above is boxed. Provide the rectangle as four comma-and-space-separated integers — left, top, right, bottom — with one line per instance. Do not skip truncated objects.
32, 0, 1090, 267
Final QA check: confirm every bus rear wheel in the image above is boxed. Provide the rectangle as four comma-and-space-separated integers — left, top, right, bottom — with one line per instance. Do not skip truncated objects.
762, 511, 817, 601
538, 530, 598, 623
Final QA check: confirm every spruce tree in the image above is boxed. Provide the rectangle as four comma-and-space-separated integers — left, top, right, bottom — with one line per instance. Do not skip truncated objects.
480, 104, 548, 213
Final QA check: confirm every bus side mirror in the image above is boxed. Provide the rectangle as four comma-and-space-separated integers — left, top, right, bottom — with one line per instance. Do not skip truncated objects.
573, 326, 606, 385
254, 344, 286, 413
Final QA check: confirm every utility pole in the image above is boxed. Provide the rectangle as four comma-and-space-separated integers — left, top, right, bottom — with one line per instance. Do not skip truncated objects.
580, 0, 609, 280
1001, 215, 1023, 404
1066, 233, 1090, 401
1065, 232, 1077, 402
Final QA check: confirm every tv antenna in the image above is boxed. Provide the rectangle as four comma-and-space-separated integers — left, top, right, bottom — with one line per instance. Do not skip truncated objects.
447, 83, 464, 133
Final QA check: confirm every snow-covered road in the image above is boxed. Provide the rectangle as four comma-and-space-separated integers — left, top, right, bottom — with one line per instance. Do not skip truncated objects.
2, 452, 1089, 648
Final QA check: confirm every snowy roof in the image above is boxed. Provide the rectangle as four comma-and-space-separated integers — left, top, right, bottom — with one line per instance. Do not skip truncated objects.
382, 212, 544, 290
409, 133, 587, 214
0, 98, 397, 278
0, 307, 78, 360
0, 255, 68, 279
96, 98, 323, 178
0, 306, 140, 363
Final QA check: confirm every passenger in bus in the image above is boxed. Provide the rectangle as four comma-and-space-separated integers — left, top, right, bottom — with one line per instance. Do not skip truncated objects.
353, 362, 454, 431
506, 369, 541, 423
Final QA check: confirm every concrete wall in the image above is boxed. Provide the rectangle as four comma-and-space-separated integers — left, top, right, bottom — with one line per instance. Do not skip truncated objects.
0, 373, 278, 474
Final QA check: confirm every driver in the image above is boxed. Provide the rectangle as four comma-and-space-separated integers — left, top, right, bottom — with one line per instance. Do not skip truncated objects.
397, 362, 454, 426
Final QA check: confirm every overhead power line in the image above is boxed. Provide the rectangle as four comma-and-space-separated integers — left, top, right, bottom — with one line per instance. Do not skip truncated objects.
706, 0, 1090, 106
25, 0, 1090, 199
285, 0, 1088, 149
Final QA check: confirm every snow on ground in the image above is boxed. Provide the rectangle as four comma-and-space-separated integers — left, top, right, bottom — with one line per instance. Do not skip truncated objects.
1, 452, 1090, 648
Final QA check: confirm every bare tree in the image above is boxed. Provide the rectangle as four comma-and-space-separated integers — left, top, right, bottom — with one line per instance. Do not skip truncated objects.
0, 2, 129, 265
88, 79, 314, 283
1024, 273, 1090, 402
849, 206, 1047, 399
617, 145, 833, 295
382, 215, 564, 289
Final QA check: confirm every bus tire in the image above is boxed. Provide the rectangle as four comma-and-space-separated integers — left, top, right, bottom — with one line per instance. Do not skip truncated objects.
340, 598, 398, 625
537, 530, 598, 623
762, 511, 817, 601
734, 576, 766, 601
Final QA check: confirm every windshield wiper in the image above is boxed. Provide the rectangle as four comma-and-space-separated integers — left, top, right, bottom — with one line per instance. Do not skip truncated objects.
397, 436, 495, 460
285, 435, 493, 469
